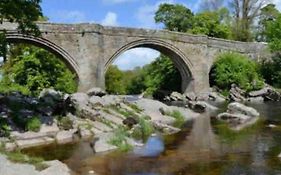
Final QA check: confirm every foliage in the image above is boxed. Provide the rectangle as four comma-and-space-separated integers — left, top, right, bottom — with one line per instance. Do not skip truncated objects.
131, 117, 154, 141
57, 116, 73, 130
165, 110, 185, 128
260, 53, 281, 88
26, 116, 41, 132
127, 103, 143, 113
265, 13, 281, 51
108, 126, 132, 152
0, 45, 77, 95
154, 3, 194, 32
155, 4, 232, 39
0, 0, 43, 58
0, 118, 11, 137
210, 52, 264, 91
256, 4, 280, 42
105, 54, 181, 96
189, 8, 232, 39
105, 65, 126, 94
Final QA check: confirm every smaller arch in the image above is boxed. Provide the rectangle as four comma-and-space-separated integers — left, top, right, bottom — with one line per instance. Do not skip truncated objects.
105, 39, 195, 93
5, 32, 80, 78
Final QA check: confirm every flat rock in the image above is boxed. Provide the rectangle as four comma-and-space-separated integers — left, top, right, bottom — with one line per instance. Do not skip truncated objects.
55, 130, 76, 145
228, 102, 259, 117
87, 87, 106, 97
16, 137, 55, 149
40, 160, 71, 175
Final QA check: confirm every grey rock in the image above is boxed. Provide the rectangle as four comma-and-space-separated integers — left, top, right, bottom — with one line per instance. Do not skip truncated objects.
170, 92, 184, 101
228, 102, 259, 118
87, 87, 106, 97
89, 96, 105, 108
40, 160, 72, 175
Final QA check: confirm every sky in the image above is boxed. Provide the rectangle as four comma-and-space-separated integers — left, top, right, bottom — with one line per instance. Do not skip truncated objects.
41, 0, 281, 70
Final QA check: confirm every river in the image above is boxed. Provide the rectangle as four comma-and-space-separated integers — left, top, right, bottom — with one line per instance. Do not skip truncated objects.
23, 101, 281, 175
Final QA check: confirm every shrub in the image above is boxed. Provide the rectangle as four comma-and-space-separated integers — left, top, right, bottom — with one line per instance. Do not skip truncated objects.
166, 110, 185, 128
210, 52, 264, 91
108, 127, 132, 152
57, 116, 73, 130
26, 117, 41, 132
260, 53, 281, 88
131, 117, 154, 141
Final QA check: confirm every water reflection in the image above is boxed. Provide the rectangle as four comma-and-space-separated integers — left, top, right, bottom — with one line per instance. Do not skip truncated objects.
23, 102, 281, 175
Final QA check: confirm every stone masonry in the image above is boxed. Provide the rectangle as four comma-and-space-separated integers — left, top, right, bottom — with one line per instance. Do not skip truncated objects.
0, 22, 268, 94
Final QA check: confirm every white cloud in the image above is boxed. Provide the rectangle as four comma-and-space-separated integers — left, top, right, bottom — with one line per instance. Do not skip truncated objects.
101, 12, 119, 26
136, 0, 190, 29
113, 48, 160, 70
102, 0, 136, 4
55, 10, 87, 23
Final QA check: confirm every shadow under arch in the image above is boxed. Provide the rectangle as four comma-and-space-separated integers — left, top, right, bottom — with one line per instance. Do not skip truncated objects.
105, 39, 194, 93
5, 32, 80, 79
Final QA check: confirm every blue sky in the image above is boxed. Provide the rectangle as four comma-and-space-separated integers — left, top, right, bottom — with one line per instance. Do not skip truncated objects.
41, 0, 281, 70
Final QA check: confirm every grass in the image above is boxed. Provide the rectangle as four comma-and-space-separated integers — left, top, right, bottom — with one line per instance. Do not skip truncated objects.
0, 146, 48, 171
109, 105, 139, 119
108, 126, 132, 152
166, 110, 185, 128
131, 117, 154, 141
26, 116, 41, 132
57, 116, 73, 130
126, 103, 143, 113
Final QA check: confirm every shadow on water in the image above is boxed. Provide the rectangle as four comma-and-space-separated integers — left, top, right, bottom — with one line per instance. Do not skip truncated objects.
22, 102, 281, 175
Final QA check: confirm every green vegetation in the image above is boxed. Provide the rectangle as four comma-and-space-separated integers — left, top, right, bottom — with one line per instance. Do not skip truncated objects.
126, 103, 143, 113
26, 117, 41, 132
210, 52, 264, 92
0, 119, 11, 137
108, 127, 133, 152
0, 45, 77, 96
57, 117, 73, 130
164, 110, 185, 128
106, 54, 181, 96
131, 117, 154, 141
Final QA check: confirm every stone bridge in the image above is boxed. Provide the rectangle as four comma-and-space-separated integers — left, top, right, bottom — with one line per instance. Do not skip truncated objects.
0, 22, 267, 94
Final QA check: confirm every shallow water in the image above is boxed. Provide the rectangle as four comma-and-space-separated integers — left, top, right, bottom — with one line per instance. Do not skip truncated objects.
23, 102, 281, 175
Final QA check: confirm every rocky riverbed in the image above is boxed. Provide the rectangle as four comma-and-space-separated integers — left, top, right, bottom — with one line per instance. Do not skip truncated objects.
1, 86, 280, 175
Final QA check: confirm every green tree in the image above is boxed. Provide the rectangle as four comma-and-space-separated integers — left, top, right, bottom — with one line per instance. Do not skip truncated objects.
190, 8, 232, 39
0, 0, 43, 59
256, 4, 280, 42
105, 65, 126, 94
265, 14, 281, 51
210, 52, 264, 91
154, 3, 194, 32
1, 45, 77, 95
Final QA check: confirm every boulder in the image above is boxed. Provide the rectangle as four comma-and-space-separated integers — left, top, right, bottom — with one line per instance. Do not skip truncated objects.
229, 84, 246, 102
55, 130, 76, 145
184, 92, 196, 101
228, 102, 259, 118
89, 96, 105, 108
208, 92, 226, 102
152, 121, 180, 135
39, 89, 63, 106
187, 101, 206, 113
87, 87, 106, 97
248, 87, 270, 97
169, 92, 184, 101
264, 88, 281, 101
123, 117, 138, 128
69, 93, 89, 109
40, 160, 72, 175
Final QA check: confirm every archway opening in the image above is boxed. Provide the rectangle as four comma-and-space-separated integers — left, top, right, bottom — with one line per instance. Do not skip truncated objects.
105, 44, 193, 99
0, 42, 78, 96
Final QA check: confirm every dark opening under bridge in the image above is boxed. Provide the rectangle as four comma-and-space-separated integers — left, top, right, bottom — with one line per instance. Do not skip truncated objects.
0, 22, 267, 94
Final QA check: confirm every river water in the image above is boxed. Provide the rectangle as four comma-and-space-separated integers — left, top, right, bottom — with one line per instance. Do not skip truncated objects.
23, 102, 281, 175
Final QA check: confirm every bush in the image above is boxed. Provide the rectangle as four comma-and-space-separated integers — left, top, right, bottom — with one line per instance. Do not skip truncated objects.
210, 52, 264, 91
165, 110, 185, 128
260, 53, 281, 88
131, 117, 154, 141
108, 127, 132, 152
26, 117, 41, 132
57, 116, 73, 130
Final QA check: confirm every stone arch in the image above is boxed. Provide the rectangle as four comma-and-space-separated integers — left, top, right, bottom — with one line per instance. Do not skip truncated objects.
5, 33, 79, 78
105, 39, 195, 93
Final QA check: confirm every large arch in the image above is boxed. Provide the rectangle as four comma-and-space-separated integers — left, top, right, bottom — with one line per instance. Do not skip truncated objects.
5, 32, 80, 78
104, 39, 195, 93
